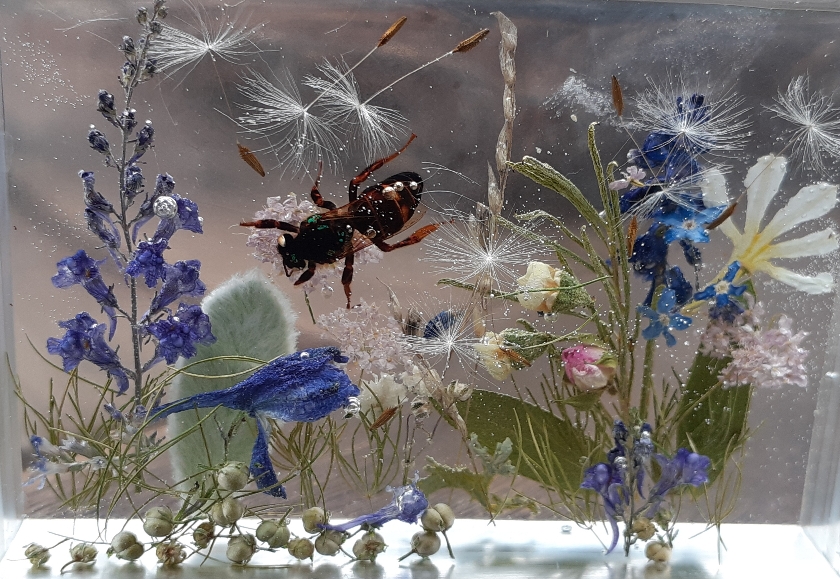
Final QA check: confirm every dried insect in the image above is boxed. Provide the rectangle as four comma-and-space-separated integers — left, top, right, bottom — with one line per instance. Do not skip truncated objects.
241, 134, 439, 307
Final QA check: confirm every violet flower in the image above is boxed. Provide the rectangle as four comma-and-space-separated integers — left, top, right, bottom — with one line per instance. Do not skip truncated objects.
638, 289, 692, 347
126, 238, 169, 288
47, 313, 131, 394
51, 250, 119, 339
152, 194, 202, 242
132, 173, 175, 241
151, 347, 360, 497
148, 259, 205, 315
694, 261, 747, 321
321, 480, 429, 533
145, 303, 215, 366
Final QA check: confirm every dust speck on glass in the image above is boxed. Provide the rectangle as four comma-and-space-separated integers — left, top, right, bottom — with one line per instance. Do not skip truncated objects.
4, 0, 840, 571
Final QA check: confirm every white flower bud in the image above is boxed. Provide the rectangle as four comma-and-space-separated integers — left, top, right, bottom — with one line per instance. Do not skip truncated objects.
217, 461, 250, 492
352, 531, 386, 561
155, 541, 187, 566
69, 543, 98, 564
110, 531, 144, 561
226, 534, 257, 564
143, 506, 174, 537
645, 541, 672, 563
315, 530, 345, 556
193, 522, 215, 549
410, 531, 441, 558
210, 496, 245, 527
287, 537, 315, 560
301, 507, 327, 534
432, 503, 455, 530
256, 519, 290, 548
25, 544, 50, 568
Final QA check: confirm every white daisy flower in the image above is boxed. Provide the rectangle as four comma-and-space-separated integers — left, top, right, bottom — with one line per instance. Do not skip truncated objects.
701, 154, 838, 294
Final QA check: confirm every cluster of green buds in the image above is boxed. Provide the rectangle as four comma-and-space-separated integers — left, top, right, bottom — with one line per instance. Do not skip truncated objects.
400, 503, 455, 561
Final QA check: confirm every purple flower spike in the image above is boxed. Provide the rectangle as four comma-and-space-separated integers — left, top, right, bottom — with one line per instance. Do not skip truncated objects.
581, 462, 623, 553
146, 303, 215, 365
87, 128, 111, 155
322, 480, 429, 533
124, 165, 145, 202
152, 347, 359, 498
148, 259, 205, 315
126, 238, 169, 288
85, 208, 121, 250
47, 313, 130, 394
153, 194, 203, 242
79, 171, 114, 216
129, 122, 154, 163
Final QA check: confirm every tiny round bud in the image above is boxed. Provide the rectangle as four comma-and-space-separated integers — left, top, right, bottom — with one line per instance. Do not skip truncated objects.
69, 543, 98, 564
193, 522, 215, 549
153, 195, 178, 219
210, 497, 245, 527
287, 537, 315, 561
226, 534, 257, 564
631, 517, 656, 541
25, 544, 50, 568
315, 530, 345, 556
217, 461, 250, 492
352, 531, 386, 562
410, 531, 441, 558
420, 508, 444, 532
432, 503, 455, 530
110, 531, 144, 561
256, 519, 290, 548
301, 507, 327, 534
645, 541, 672, 563
155, 541, 187, 566
143, 506, 174, 537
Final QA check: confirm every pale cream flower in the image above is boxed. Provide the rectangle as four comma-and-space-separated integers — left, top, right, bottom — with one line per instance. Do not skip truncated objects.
516, 261, 590, 313
474, 332, 514, 380
701, 155, 838, 294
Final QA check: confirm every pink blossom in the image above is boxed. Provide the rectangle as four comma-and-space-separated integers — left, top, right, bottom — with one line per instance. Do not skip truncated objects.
561, 345, 616, 391
608, 166, 646, 191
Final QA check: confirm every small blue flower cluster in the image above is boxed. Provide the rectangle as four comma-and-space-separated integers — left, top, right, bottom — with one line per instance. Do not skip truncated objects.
614, 94, 747, 344
47, 33, 215, 398
581, 420, 710, 553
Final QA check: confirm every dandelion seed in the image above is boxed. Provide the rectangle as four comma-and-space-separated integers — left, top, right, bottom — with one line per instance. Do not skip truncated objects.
632, 76, 750, 159
236, 70, 345, 176
768, 75, 840, 175
304, 59, 409, 161
148, 2, 263, 84
422, 212, 543, 292
398, 300, 482, 375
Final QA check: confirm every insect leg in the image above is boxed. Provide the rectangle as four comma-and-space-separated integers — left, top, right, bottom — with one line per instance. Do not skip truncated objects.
293, 262, 318, 286
240, 219, 299, 233
310, 161, 337, 210
349, 134, 417, 201
372, 222, 441, 252
341, 253, 355, 309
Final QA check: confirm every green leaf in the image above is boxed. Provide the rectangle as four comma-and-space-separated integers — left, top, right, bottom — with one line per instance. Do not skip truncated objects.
420, 457, 491, 512
558, 391, 603, 412
675, 351, 752, 484
508, 157, 606, 238
458, 389, 595, 494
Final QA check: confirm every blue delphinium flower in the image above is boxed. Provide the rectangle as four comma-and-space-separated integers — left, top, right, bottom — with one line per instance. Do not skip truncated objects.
153, 194, 202, 241
51, 250, 119, 339
694, 261, 747, 322
148, 259, 206, 315
132, 173, 175, 241
146, 303, 216, 366
423, 310, 461, 340
321, 480, 429, 533
47, 313, 131, 394
581, 462, 624, 553
151, 347, 360, 497
645, 448, 710, 517
124, 165, 145, 202
126, 238, 169, 288
629, 228, 668, 281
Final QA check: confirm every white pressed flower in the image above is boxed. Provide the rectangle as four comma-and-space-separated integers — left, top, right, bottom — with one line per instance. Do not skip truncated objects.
359, 373, 408, 415
304, 59, 409, 162
149, 1, 263, 83
701, 155, 838, 294
767, 76, 840, 176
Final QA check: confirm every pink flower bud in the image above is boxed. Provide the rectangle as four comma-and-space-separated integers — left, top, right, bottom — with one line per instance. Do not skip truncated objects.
561, 345, 616, 391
